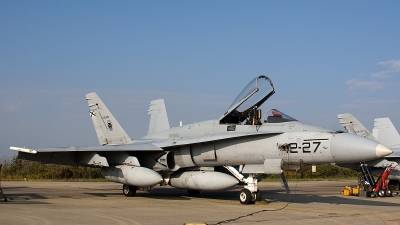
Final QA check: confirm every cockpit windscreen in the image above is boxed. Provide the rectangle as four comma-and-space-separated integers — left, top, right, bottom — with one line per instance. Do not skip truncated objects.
263, 109, 297, 123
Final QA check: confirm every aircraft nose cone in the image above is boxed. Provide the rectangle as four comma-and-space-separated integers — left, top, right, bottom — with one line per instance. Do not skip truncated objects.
330, 133, 392, 163
375, 143, 393, 158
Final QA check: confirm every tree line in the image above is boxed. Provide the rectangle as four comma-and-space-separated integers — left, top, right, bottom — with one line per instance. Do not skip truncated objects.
261, 164, 360, 180
1, 156, 103, 180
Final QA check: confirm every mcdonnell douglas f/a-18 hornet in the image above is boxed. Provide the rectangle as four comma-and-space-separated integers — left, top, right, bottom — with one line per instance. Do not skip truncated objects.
11, 75, 392, 204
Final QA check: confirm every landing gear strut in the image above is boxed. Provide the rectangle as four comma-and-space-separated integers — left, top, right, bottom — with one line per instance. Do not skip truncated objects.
123, 184, 137, 197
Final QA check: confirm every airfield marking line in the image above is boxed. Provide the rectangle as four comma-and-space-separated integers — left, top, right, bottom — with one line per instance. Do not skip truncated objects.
261, 204, 399, 220
176, 195, 400, 221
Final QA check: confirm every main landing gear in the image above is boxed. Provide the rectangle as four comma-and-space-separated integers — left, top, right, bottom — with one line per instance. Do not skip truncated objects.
224, 166, 262, 204
122, 184, 137, 197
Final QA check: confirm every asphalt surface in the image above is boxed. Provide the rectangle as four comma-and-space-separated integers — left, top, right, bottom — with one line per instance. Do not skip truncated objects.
1, 180, 400, 225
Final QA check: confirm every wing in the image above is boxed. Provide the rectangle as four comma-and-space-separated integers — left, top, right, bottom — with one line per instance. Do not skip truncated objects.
10, 142, 163, 167
11, 142, 162, 153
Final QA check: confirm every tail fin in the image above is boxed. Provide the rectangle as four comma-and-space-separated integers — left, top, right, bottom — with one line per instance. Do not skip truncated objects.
338, 113, 377, 141
86, 92, 131, 145
147, 99, 170, 135
373, 118, 400, 148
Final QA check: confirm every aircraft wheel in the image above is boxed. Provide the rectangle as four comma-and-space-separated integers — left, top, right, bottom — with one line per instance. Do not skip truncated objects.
386, 189, 393, 197
378, 189, 386, 197
123, 184, 136, 197
255, 190, 262, 201
388, 180, 399, 191
187, 190, 200, 196
239, 188, 252, 204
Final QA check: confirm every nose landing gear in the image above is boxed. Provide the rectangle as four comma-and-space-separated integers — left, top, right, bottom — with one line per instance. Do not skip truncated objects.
224, 166, 264, 204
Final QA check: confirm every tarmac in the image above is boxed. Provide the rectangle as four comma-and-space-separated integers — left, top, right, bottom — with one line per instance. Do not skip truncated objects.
1, 180, 400, 225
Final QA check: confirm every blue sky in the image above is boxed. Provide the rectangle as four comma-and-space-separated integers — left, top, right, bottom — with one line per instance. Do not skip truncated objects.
1, 1, 400, 157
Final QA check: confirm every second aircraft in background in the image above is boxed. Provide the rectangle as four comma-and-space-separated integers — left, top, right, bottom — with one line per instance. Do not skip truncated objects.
338, 113, 400, 190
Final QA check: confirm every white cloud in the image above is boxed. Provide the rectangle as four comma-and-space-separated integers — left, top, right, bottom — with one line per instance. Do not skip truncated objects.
339, 98, 400, 132
377, 59, 400, 70
370, 70, 392, 78
371, 59, 400, 78
345, 79, 385, 91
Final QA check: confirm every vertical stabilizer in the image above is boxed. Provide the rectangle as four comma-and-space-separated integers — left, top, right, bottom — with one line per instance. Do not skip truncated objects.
373, 118, 400, 148
148, 99, 170, 135
86, 92, 131, 145
338, 113, 377, 141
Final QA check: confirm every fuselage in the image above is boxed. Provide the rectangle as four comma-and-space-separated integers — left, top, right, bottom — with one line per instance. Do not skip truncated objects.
142, 119, 390, 171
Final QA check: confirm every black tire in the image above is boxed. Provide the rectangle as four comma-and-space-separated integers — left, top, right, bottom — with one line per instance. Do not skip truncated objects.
239, 188, 253, 204
388, 180, 399, 191
255, 190, 262, 201
123, 184, 136, 197
386, 189, 393, 197
187, 189, 200, 196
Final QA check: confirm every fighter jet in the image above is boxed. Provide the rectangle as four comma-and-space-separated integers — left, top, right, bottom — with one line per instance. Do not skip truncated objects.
10, 76, 392, 204
338, 113, 400, 190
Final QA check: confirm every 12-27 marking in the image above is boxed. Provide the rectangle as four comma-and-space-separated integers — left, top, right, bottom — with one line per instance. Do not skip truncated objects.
289, 141, 321, 153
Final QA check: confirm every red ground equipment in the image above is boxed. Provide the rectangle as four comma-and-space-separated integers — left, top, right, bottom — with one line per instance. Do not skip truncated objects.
374, 164, 398, 197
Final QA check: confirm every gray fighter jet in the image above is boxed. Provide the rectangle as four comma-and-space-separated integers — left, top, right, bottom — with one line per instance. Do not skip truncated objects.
11, 76, 392, 204
338, 113, 400, 190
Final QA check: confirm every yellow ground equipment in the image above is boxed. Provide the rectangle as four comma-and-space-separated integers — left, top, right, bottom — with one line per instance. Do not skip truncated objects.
341, 186, 359, 196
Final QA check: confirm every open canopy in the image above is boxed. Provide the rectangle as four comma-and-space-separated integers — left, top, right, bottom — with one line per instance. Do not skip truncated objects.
220, 75, 276, 124
219, 75, 297, 125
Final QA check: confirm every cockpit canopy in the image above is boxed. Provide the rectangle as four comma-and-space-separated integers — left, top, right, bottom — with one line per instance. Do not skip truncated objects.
219, 75, 296, 124
263, 109, 297, 123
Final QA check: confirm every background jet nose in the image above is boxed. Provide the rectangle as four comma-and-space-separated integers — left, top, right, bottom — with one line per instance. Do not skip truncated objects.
375, 143, 393, 158
330, 133, 392, 163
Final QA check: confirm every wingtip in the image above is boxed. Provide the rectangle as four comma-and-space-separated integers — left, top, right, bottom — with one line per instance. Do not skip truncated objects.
10, 146, 37, 154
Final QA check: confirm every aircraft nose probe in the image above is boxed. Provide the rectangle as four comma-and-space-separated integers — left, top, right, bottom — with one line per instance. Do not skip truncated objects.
330, 133, 392, 163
